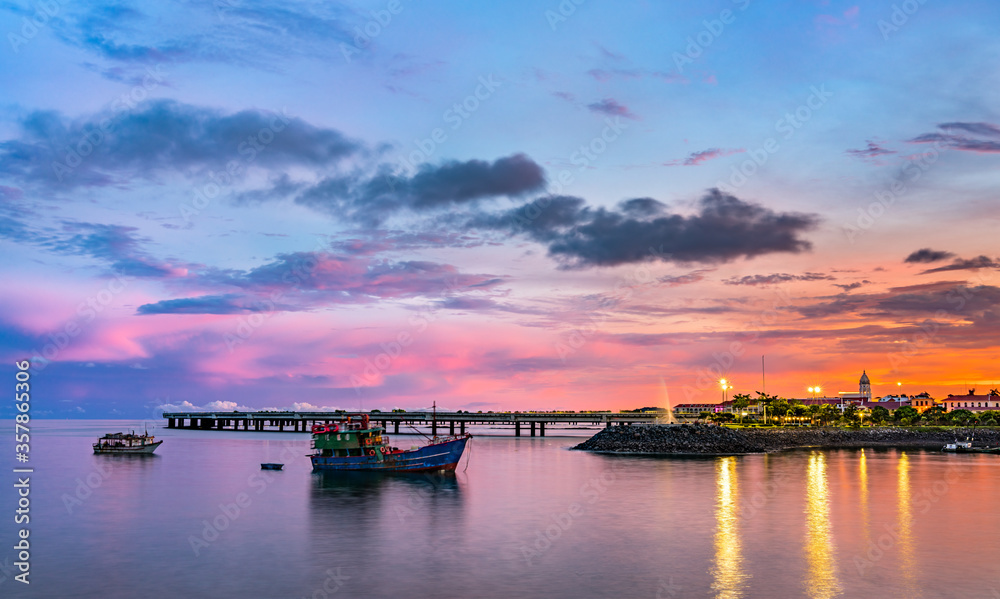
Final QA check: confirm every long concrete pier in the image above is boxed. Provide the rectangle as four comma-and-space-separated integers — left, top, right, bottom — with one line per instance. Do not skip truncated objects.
162, 410, 661, 437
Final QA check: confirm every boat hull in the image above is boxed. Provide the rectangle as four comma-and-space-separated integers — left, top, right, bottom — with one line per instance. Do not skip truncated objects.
311, 436, 469, 472
93, 440, 162, 454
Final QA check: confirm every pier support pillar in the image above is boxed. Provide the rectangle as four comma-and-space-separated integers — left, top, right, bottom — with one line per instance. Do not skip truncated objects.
530, 422, 536, 437
168, 418, 175, 428
279, 420, 285, 432
432, 420, 438, 437
540, 422, 545, 437
394, 421, 399, 434
450, 421, 455, 435
515, 422, 521, 437
216, 419, 223, 430
460, 421, 465, 435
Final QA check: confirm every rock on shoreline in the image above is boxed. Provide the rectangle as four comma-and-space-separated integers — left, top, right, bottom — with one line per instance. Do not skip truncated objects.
571, 423, 1000, 455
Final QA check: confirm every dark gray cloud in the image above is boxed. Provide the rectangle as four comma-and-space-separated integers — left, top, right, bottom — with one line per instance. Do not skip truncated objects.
136, 295, 265, 315
724, 272, 833, 286
938, 122, 1000, 137
618, 198, 667, 217
296, 154, 546, 225
482, 189, 819, 268
834, 280, 871, 292
0, 100, 359, 188
586, 98, 639, 120
920, 255, 1000, 274
905, 248, 956, 263
910, 122, 1000, 153
845, 140, 895, 161
45, 222, 175, 277
795, 284, 1000, 319
138, 251, 505, 314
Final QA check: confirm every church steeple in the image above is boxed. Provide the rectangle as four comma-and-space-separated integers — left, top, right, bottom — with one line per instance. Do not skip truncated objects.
859, 370, 871, 400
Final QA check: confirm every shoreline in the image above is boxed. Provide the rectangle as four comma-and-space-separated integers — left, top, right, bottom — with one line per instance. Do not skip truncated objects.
572, 423, 1000, 455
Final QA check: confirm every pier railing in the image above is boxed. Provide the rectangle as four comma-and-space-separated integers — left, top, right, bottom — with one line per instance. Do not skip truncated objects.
161, 410, 660, 437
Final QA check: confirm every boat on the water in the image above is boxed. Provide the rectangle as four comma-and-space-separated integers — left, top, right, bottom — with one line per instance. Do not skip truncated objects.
260, 463, 284, 470
93, 431, 162, 454
942, 439, 1000, 454
309, 413, 470, 473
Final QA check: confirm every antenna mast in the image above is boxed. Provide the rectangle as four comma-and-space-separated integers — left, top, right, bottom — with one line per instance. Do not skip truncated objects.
761, 355, 766, 395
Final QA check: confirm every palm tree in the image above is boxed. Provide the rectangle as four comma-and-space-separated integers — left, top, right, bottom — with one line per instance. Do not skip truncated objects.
732, 393, 752, 424
807, 404, 822, 426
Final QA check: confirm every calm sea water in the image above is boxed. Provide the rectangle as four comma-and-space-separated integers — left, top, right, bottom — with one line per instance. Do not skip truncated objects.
2, 420, 1000, 598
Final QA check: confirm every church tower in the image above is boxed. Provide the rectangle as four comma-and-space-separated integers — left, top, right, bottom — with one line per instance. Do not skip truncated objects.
859, 371, 872, 401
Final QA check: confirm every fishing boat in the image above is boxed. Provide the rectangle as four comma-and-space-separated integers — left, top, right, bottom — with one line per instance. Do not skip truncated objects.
308, 413, 470, 473
942, 439, 1000, 454
93, 431, 162, 454
942, 440, 974, 452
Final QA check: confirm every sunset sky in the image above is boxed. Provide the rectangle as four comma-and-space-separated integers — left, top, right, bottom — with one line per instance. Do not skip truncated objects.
1, 0, 998, 418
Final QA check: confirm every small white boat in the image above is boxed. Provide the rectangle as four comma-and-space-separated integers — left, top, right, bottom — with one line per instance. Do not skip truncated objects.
942, 440, 973, 452
93, 431, 162, 454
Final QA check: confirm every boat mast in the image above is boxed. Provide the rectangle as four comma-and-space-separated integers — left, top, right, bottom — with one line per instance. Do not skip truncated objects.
432, 400, 437, 438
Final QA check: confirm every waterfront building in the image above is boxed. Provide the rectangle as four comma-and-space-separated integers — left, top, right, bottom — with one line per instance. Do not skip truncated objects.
940, 390, 1000, 412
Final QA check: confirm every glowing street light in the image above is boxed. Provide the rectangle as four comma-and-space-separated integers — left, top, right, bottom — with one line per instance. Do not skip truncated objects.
720, 379, 733, 402
808, 386, 822, 399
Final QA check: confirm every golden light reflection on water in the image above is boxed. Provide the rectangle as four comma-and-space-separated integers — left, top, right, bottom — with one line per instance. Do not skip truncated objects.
859, 450, 870, 545
711, 457, 749, 598
805, 452, 841, 598
897, 453, 917, 595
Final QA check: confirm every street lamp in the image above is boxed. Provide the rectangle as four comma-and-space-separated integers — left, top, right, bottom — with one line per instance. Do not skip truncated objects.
808, 386, 821, 399
720, 379, 732, 402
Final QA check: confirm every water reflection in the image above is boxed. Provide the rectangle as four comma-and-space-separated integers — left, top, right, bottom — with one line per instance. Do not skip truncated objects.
896, 453, 917, 595
805, 452, 841, 598
711, 456, 748, 598
859, 450, 870, 545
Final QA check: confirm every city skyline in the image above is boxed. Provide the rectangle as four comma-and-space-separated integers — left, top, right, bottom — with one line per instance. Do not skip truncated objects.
2, 1, 999, 417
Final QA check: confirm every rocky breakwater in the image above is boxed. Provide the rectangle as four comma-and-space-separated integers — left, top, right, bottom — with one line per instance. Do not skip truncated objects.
572, 423, 1000, 455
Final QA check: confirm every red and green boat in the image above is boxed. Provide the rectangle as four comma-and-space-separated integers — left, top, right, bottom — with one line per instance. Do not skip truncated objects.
309, 414, 471, 473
